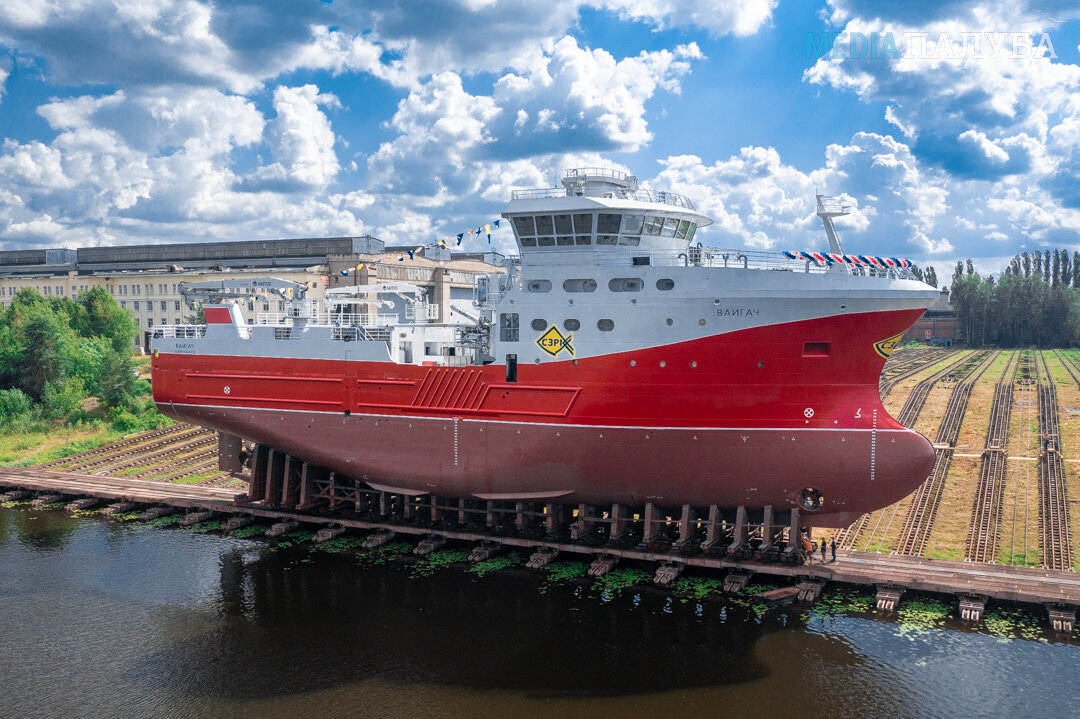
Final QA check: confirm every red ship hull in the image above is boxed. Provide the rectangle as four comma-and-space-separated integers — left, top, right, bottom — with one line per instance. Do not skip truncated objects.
153, 308, 935, 526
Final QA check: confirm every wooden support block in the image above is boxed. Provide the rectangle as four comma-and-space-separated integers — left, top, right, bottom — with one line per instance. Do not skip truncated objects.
263, 448, 285, 506
609, 503, 627, 540
248, 444, 268, 500
760, 505, 774, 548
876, 585, 905, 613
788, 508, 801, 548
733, 505, 747, 546
702, 505, 721, 550
642, 502, 655, 543
676, 504, 694, 545
217, 432, 244, 474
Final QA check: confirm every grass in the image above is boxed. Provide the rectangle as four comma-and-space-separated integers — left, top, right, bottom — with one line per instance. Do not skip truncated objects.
171, 472, 218, 484
0, 425, 124, 467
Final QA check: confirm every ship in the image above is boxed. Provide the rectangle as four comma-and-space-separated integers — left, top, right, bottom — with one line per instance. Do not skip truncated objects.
151, 168, 939, 530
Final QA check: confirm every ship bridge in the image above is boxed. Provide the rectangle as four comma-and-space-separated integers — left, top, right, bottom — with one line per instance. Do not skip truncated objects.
503, 168, 713, 265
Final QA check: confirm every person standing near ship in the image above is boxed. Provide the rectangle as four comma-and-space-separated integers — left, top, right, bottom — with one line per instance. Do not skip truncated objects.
830, 537, 837, 562
820, 538, 827, 563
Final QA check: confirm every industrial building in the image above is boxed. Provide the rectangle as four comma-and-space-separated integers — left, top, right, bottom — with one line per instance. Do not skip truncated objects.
0, 237, 506, 349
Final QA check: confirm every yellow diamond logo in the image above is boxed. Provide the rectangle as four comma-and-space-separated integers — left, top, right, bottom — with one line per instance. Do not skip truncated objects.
873, 331, 905, 359
536, 325, 574, 358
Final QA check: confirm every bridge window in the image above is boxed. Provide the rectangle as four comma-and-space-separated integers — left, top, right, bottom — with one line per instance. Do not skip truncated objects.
643, 216, 664, 235
660, 218, 679, 237
675, 220, 692, 239
556, 236, 575, 246
656, 279, 675, 290
621, 214, 644, 234
573, 214, 593, 233
608, 278, 643, 292
526, 280, 552, 293
537, 236, 555, 247
531, 318, 547, 331
597, 235, 617, 245
555, 214, 573, 234
513, 216, 535, 236
597, 318, 615, 331
521, 237, 537, 247
576, 236, 592, 245
685, 223, 697, 242
500, 313, 519, 342
564, 318, 581, 331
564, 279, 597, 292
597, 213, 621, 234
535, 215, 554, 235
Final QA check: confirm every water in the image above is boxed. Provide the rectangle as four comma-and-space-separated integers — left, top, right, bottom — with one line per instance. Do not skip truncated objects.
1, 506, 1077, 719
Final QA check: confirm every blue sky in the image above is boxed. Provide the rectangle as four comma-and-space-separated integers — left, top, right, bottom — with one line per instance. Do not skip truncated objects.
1, 1, 1079, 279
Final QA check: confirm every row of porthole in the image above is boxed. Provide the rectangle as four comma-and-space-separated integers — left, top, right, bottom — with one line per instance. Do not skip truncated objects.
531, 318, 611, 332
527, 278, 675, 293
627, 360, 699, 368
530, 317, 707, 333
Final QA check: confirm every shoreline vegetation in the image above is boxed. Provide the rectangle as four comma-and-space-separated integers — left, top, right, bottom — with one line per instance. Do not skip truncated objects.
0, 287, 171, 467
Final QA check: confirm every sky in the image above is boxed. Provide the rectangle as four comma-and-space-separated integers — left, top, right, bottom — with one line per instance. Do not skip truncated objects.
1, 1, 1079, 278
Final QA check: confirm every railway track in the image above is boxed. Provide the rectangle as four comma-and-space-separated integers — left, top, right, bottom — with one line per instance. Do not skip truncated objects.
965, 351, 1019, 563
38, 424, 199, 470
1036, 352, 1073, 571
90, 434, 219, 475
1053, 349, 1080, 387
63, 427, 213, 474
879, 347, 949, 399
893, 350, 998, 557
837, 350, 979, 550
895, 351, 978, 428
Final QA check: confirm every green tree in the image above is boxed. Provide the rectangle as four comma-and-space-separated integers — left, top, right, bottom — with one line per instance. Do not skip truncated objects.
98, 347, 138, 411
16, 306, 76, 400
78, 286, 136, 352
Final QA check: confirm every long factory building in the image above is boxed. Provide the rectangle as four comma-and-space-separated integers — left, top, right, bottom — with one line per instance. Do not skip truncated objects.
0, 237, 506, 349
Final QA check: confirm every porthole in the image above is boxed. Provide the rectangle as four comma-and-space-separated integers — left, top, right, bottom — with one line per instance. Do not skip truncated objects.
757, 361, 765, 368
656, 278, 675, 291
665, 318, 673, 326
564, 319, 581, 331
690, 361, 697, 368
531, 319, 547, 331
564, 278, 598, 292
630, 360, 637, 367
526, 279, 551, 293
659, 360, 666, 368
698, 318, 706, 326
598, 318, 615, 331
608, 278, 643, 292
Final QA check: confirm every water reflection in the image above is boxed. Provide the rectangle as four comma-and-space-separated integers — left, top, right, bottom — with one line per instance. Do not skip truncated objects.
1, 507, 1077, 719
137, 548, 772, 700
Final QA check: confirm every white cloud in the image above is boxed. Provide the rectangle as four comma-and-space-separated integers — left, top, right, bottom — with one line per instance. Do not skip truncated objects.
604, 0, 776, 36
243, 85, 341, 192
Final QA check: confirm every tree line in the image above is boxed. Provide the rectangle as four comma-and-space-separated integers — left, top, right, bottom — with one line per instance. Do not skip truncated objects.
942, 250, 1080, 347
0, 286, 163, 432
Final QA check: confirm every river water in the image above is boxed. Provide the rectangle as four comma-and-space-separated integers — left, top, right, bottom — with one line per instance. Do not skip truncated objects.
1, 506, 1077, 718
